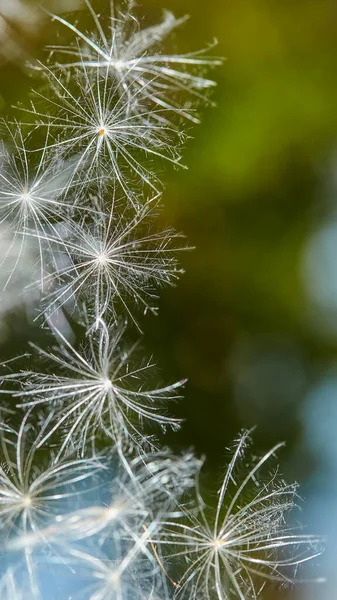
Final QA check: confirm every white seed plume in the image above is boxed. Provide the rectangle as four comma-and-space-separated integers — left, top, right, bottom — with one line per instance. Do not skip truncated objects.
45, 0, 222, 124
0, 124, 77, 287
0, 224, 39, 338
2, 446, 199, 600
58, 530, 164, 600
159, 431, 324, 600
0, 2, 323, 598
0, 569, 24, 600
35, 199, 185, 327
24, 62, 184, 201
9, 319, 183, 455
36, 448, 200, 546
0, 413, 101, 541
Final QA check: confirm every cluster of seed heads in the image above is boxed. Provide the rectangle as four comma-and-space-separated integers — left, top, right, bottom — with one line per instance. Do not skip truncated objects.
0, 1, 323, 598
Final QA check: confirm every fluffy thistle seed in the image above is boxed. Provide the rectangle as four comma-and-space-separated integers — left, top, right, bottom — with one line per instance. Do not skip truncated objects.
34, 200, 186, 327
158, 432, 324, 600
0, 1, 323, 598
45, 0, 222, 124
22, 63, 184, 201
7, 319, 184, 455
0, 414, 101, 541
0, 123, 80, 289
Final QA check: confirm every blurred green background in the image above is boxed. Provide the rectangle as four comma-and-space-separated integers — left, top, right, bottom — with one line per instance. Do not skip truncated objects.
1, 0, 337, 598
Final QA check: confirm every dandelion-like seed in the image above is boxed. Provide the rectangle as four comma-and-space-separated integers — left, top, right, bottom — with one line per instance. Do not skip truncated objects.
37, 198, 185, 326
0, 224, 39, 336
0, 124, 76, 287
25, 62, 183, 200
60, 530, 163, 600
0, 569, 24, 600
0, 413, 101, 540
10, 319, 183, 455
160, 431, 324, 600
0, 1, 324, 597
47, 448, 200, 545
0, 412, 103, 597
3, 447, 198, 599
46, 0, 222, 124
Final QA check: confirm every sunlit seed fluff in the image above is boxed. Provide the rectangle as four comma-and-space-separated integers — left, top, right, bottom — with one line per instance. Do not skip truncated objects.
33, 448, 200, 547
2, 446, 199, 599
0, 123, 78, 288
35, 198, 186, 328
158, 431, 324, 600
22, 62, 184, 201
0, 569, 24, 600
0, 2, 324, 599
0, 413, 101, 542
51, 534, 165, 600
45, 0, 222, 124
0, 224, 39, 334
8, 319, 183, 456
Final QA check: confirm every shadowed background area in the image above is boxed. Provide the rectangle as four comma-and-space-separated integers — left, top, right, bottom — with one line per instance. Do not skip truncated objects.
0, 0, 336, 598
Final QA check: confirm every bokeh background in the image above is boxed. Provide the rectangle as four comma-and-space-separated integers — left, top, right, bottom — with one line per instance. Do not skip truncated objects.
0, 0, 336, 598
